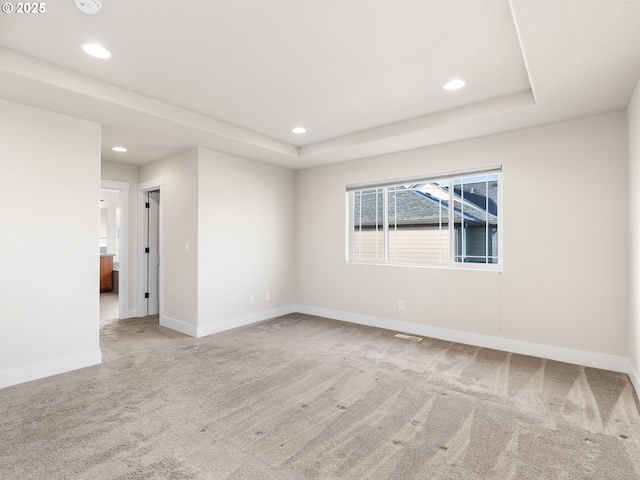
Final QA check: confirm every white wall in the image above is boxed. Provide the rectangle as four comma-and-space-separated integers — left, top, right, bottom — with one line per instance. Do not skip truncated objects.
198, 149, 296, 326
139, 149, 199, 327
296, 112, 629, 357
0, 99, 101, 386
101, 161, 139, 316
135, 148, 296, 336
629, 79, 640, 377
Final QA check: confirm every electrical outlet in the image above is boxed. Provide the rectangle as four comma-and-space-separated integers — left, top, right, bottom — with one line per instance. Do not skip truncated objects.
250, 294, 255, 304
398, 300, 405, 311
265, 292, 270, 301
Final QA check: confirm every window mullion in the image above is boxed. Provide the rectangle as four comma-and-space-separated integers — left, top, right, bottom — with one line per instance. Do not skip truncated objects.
358, 193, 362, 260
448, 179, 454, 266
383, 187, 389, 263
485, 177, 489, 264
439, 193, 443, 265
350, 193, 356, 261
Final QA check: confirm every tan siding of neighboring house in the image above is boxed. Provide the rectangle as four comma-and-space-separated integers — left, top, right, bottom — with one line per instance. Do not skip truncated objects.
354, 227, 450, 265
353, 229, 384, 261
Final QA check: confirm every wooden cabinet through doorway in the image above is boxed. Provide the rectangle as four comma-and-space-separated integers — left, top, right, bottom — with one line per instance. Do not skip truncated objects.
100, 255, 113, 292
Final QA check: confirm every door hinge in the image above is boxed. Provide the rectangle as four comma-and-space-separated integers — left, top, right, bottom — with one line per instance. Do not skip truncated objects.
145, 202, 150, 208
145, 247, 150, 253
145, 292, 150, 299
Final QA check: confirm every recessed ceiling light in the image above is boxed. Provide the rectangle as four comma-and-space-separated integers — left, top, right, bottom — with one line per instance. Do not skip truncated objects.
291, 127, 306, 134
443, 79, 466, 91
112, 146, 127, 152
81, 42, 113, 59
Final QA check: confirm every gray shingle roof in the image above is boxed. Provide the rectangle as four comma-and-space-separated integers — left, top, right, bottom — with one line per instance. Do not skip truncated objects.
353, 181, 498, 227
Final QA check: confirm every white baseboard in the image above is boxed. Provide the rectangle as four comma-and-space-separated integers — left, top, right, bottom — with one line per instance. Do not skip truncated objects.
159, 306, 298, 338
0, 350, 102, 390
195, 305, 297, 338
627, 359, 640, 397
294, 305, 633, 376
160, 315, 198, 337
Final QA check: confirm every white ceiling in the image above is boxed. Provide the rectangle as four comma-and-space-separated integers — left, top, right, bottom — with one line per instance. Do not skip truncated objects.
1, 0, 639, 169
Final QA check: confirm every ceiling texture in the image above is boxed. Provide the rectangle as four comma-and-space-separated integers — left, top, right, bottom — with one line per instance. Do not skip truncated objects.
1, 0, 639, 169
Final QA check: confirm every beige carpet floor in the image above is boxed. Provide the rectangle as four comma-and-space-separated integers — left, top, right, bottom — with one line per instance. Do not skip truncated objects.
2, 313, 640, 479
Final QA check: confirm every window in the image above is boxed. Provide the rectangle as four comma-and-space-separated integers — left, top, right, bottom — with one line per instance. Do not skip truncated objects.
349, 168, 501, 268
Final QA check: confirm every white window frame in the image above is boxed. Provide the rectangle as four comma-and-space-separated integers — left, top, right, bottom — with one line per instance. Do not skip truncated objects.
347, 166, 502, 270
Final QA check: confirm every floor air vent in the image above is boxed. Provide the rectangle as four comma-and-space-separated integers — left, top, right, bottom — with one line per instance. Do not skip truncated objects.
394, 333, 422, 342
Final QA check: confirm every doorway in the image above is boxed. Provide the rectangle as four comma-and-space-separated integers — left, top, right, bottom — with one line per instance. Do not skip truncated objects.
99, 180, 131, 324
138, 178, 163, 318
145, 190, 160, 316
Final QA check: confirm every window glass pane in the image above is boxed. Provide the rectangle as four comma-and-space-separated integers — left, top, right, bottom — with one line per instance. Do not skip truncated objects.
352, 188, 384, 261
453, 185, 463, 264
388, 182, 448, 265
488, 177, 499, 264
453, 175, 498, 264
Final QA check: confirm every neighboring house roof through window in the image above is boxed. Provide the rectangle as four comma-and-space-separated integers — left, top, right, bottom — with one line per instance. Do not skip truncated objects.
354, 182, 497, 227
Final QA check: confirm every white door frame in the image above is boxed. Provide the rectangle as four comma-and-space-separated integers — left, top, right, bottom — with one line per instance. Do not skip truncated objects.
146, 190, 160, 316
137, 177, 164, 317
100, 179, 134, 319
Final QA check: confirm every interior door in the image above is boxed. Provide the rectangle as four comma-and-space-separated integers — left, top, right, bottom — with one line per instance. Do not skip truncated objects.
147, 190, 160, 315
